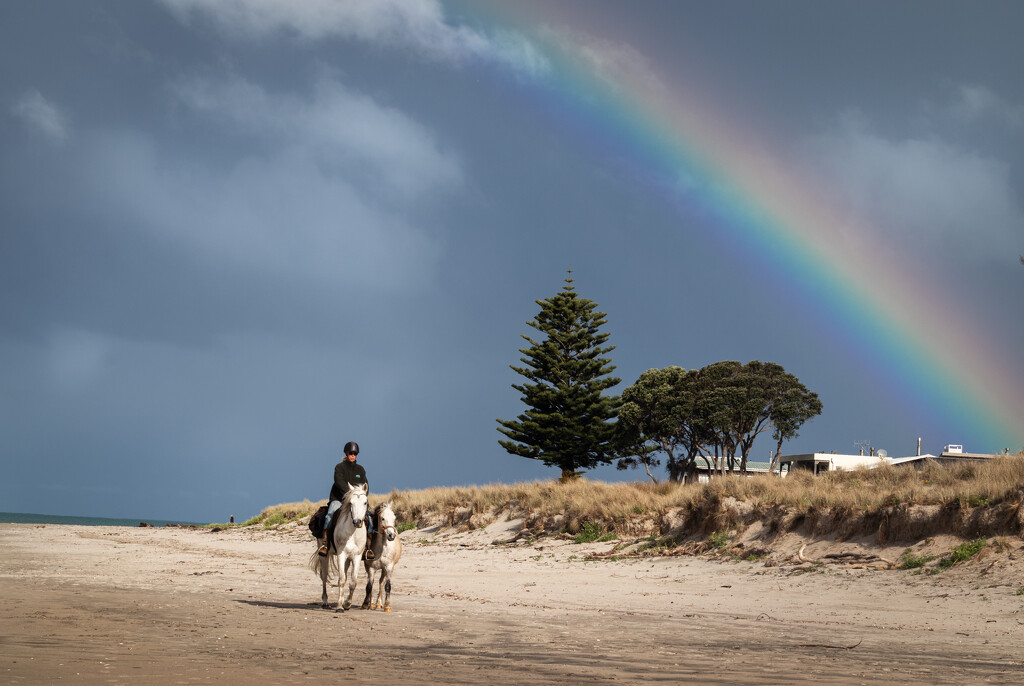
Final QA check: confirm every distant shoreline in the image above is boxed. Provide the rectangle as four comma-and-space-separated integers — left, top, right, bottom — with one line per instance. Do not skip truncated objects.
0, 511, 205, 528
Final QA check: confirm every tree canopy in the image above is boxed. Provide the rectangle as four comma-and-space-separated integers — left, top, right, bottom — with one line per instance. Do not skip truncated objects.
616, 361, 822, 481
497, 275, 621, 480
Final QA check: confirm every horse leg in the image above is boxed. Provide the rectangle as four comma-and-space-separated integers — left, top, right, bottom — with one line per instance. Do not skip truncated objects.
341, 556, 356, 611
361, 562, 374, 610
335, 557, 347, 612
338, 563, 345, 610
370, 569, 382, 614
319, 555, 330, 609
381, 566, 393, 612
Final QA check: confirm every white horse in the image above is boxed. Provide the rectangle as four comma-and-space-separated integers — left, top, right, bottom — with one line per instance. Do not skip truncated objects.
309, 483, 368, 610
361, 502, 403, 612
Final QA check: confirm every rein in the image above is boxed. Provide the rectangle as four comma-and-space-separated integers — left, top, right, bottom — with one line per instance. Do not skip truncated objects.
375, 504, 398, 539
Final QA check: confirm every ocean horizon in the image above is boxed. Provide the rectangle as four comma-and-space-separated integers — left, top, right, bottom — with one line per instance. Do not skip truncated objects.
0, 511, 207, 527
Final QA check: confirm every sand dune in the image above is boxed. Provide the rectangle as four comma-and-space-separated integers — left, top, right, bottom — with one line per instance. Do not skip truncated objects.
2, 521, 1023, 684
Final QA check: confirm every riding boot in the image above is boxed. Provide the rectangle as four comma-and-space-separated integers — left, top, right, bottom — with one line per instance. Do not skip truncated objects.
364, 533, 375, 560
318, 534, 328, 556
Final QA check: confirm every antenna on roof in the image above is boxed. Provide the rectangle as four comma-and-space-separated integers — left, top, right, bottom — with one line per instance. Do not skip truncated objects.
854, 440, 871, 456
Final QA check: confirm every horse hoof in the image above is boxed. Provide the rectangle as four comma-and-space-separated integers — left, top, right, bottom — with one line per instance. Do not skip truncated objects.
384, 607, 392, 613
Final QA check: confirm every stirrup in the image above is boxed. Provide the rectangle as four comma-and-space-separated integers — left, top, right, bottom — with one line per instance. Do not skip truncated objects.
318, 544, 328, 556
364, 548, 375, 560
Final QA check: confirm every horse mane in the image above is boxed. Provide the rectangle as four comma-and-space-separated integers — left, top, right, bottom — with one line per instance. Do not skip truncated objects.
341, 484, 366, 506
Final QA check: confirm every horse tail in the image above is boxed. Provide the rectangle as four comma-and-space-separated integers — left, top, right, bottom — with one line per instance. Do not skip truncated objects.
308, 548, 340, 580
308, 550, 323, 576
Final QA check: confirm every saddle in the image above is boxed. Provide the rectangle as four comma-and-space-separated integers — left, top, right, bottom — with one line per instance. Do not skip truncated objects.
310, 506, 373, 557
308, 505, 328, 540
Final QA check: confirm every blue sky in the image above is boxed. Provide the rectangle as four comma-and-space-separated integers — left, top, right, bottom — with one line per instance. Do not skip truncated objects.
2, 1, 1022, 522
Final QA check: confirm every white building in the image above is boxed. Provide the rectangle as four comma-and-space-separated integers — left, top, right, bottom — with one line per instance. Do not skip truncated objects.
777, 452, 934, 475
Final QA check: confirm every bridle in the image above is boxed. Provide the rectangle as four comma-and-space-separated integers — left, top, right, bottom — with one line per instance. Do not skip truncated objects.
344, 489, 368, 527
376, 504, 398, 539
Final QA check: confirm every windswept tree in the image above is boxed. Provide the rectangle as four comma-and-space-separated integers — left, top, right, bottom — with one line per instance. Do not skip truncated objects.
695, 360, 822, 472
616, 366, 702, 483
615, 368, 673, 483
617, 360, 822, 480
497, 274, 621, 480
769, 379, 824, 470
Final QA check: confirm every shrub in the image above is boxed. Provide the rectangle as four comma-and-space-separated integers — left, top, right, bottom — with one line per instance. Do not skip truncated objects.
937, 538, 987, 569
899, 548, 935, 570
574, 521, 603, 544
708, 530, 730, 549
262, 512, 286, 529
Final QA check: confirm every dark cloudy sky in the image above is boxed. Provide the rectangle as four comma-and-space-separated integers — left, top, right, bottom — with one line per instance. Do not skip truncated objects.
2, 1, 1022, 522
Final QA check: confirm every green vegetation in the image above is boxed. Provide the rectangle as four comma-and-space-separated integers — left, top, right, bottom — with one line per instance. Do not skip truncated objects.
574, 521, 603, 544
497, 273, 622, 480
937, 538, 988, 569
708, 530, 730, 549
899, 548, 935, 570
262, 512, 286, 529
1015, 587, 1024, 596
396, 521, 416, 533
615, 361, 821, 482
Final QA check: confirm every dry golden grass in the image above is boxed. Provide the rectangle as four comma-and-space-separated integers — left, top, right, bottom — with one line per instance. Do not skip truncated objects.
240, 454, 1024, 536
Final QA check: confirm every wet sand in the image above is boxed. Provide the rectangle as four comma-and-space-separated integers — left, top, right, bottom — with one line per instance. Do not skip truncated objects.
2, 521, 1023, 684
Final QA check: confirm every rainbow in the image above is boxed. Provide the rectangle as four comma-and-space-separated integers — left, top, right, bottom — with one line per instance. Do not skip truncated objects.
464, 3, 1023, 451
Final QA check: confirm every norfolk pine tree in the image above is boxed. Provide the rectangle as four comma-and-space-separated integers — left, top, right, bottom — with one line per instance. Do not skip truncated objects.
497, 275, 621, 480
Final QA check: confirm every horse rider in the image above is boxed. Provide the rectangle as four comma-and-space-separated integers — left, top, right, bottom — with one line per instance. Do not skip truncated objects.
319, 441, 375, 558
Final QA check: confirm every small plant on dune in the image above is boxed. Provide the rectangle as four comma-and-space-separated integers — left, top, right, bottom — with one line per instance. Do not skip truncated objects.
574, 521, 606, 544
899, 548, 935, 570
937, 538, 988, 569
708, 530, 730, 549
262, 512, 286, 529
635, 536, 669, 553
396, 521, 416, 533
1015, 586, 1024, 596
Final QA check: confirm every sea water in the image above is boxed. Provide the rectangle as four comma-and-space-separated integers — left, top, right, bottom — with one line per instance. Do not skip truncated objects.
0, 512, 205, 527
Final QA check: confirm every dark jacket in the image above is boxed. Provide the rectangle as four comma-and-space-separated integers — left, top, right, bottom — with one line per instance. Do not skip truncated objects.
330, 460, 368, 502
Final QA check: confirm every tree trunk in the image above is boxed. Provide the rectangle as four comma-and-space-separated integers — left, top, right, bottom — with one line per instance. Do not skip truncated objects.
560, 468, 582, 482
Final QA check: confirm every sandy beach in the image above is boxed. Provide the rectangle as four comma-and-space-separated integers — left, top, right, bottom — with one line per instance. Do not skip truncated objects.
2, 520, 1023, 685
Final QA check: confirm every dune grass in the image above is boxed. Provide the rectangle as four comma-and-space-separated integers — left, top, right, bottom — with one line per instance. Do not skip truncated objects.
237, 454, 1024, 535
